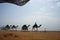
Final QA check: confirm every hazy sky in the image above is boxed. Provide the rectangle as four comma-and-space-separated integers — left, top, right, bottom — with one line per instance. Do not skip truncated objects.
0, 0, 60, 31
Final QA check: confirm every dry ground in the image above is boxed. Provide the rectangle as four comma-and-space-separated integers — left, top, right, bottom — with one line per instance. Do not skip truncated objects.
0, 30, 60, 40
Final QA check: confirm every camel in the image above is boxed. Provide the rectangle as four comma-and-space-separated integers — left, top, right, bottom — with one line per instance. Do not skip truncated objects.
11, 25, 18, 30
5, 25, 10, 30
21, 24, 30, 31
1, 25, 10, 30
32, 22, 42, 31
0, 0, 30, 6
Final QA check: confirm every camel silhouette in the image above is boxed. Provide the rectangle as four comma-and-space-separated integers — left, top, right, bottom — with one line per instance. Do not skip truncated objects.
32, 22, 42, 31
5, 25, 10, 30
0, 0, 30, 6
11, 25, 18, 30
21, 24, 30, 31
1, 25, 10, 30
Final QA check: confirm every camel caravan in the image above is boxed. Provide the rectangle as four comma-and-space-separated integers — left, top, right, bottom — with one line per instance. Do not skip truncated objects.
0, 22, 42, 31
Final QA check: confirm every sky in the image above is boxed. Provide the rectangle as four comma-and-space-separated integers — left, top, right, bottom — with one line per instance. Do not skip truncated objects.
0, 0, 60, 31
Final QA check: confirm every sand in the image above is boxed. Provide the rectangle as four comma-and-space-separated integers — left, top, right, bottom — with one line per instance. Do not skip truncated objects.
0, 30, 60, 40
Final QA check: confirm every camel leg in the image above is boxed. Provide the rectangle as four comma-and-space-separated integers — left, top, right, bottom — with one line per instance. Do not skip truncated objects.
26, 29, 28, 31
32, 28, 35, 31
36, 28, 38, 31
32, 28, 33, 31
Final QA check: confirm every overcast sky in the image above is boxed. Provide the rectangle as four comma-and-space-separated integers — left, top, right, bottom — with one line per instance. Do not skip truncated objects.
0, 0, 60, 31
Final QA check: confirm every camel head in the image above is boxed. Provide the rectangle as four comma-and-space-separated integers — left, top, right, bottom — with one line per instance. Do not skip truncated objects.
16, 25, 18, 27
0, 0, 30, 6
28, 25, 30, 27
39, 24, 42, 27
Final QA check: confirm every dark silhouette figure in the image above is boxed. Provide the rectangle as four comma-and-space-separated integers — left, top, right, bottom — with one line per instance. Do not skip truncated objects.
0, 25, 10, 30
32, 22, 42, 31
5, 25, 10, 30
21, 24, 30, 31
0, 0, 30, 6
11, 25, 18, 30
1, 25, 18, 30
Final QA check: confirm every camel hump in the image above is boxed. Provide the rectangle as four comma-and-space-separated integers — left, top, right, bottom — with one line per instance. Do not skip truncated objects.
23, 25, 27, 27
